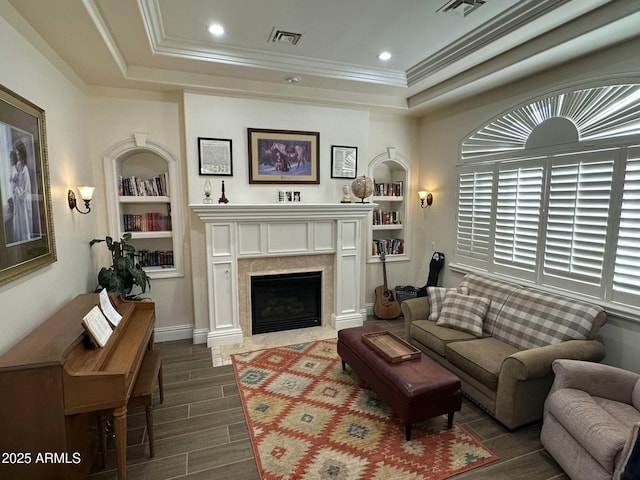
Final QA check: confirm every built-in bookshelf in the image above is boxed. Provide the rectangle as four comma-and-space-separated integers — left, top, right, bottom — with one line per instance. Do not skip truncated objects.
368, 149, 411, 263
103, 134, 184, 279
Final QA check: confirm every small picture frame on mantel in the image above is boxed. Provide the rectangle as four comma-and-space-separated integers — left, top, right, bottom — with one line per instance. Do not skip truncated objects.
331, 145, 357, 179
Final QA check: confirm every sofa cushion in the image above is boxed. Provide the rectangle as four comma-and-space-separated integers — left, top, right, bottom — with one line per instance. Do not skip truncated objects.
445, 337, 520, 391
492, 288, 602, 350
411, 320, 476, 357
436, 291, 490, 336
459, 273, 519, 334
547, 388, 630, 473
427, 286, 468, 321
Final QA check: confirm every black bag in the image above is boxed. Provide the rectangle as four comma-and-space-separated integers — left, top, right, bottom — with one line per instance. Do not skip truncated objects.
416, 251, 445, 297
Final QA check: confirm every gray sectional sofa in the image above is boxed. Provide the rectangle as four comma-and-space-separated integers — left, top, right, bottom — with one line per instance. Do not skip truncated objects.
401, 273, 608, 429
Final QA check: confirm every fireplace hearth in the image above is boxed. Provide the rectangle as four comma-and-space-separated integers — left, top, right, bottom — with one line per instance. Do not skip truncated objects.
251, 271, 322, 334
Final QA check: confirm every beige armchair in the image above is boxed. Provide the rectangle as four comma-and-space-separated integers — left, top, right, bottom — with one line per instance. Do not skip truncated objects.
541, 359, 640, 480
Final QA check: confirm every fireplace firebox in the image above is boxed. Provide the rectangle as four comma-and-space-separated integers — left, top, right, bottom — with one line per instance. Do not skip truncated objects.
251, 271, 322, 334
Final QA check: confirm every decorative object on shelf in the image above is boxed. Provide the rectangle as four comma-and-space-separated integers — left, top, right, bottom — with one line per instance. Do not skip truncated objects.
198, 137, 233, 176
419, 191, 433, 208
247, 128, 320, 184
331, 145, 357, 179
351, 175, 374, 203
68, 186, 95, 214
340, 184, 352, 203
0, 85, 56, 286
89, 233, 150, 299
203, 180, 213, 204
218, 180, 229, 204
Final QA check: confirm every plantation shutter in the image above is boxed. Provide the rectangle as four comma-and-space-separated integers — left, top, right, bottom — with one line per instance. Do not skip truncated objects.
456, 167, 494, 267
494, 161, 544, 276
613, 153, 640, 299
543, 151, 614, 287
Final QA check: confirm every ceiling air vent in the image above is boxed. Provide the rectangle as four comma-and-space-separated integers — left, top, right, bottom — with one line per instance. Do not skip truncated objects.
437, 0, 486, 17
268, 28, 303, 46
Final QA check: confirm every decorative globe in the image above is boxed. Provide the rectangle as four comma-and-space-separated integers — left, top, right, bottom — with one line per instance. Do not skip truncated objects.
351, 175, 374, 203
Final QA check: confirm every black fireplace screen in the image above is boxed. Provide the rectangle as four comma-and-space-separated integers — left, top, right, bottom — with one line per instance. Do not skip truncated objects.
251, 271, 322, 334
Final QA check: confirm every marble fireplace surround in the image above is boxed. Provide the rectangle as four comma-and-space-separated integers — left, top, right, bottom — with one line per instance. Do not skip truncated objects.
191, 203, 375, 347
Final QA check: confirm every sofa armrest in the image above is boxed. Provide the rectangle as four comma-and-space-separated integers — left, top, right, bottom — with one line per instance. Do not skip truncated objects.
401, 296, 430, 341
550, 358, 640, 404
501, 339, 606, 382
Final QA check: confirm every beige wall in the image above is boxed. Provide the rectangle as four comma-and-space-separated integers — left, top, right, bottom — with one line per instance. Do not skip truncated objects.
418, 36, 640, 372
0, 15, 97, 354
88, 90, 194, 334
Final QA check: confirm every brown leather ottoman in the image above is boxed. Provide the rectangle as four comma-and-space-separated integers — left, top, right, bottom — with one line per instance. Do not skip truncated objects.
337, 325, 462, 440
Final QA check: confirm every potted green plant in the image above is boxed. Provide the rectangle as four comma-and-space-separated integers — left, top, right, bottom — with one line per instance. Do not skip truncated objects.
90, 233, 150, 299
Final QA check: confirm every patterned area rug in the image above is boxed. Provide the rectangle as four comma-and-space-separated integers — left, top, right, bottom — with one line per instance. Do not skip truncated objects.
232, 339, 498, 479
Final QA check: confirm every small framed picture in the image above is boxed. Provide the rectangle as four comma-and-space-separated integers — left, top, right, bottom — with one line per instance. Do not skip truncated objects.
198, 137, 233, 176
331, 145, 357, 179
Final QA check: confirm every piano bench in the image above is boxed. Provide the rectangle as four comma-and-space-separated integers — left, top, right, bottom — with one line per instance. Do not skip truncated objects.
129, 349, 164, 457
98, 349, 164, 467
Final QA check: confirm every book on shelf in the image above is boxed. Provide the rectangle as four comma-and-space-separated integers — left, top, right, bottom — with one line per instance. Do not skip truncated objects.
81, 305, 114, 348
136, 249, 174, 268
119, 172, 170, 197
123, 212, 172, 232
372, 238, 404, 256
374, 180, 404, 197
372, 209, 402, 225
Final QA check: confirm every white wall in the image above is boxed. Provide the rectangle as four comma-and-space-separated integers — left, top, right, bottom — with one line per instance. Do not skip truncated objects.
183, 93, 370, 205
0, 15, 97, 354
418, 36, 640, 372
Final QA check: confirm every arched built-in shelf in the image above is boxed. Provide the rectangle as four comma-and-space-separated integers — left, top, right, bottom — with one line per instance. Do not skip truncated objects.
103, 133, 184, 279
367, 148, 411, 263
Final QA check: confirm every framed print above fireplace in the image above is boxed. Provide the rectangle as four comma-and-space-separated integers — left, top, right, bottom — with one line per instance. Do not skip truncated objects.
0, 85, 56, 285
248, 128, 320, 184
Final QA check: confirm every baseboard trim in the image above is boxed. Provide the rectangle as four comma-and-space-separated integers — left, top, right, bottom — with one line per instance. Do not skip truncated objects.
155, 324, 193, 343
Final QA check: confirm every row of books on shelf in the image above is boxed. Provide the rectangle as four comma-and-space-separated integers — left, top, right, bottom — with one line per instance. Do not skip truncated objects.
374, 181, 403, 197
123, 213, 172, 232
131, 250, 174, 268
119, 173, 170, 197
373, 210, 401, 225
372, 238, 404, 256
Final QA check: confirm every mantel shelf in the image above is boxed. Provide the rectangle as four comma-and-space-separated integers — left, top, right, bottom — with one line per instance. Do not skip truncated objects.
190, 203, 377, 222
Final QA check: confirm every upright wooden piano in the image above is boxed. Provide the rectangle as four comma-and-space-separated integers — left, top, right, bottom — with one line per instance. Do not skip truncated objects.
0, 293, 155, 480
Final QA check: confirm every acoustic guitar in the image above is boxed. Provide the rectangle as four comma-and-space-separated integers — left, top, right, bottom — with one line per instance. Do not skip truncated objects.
373, 251, 402, 319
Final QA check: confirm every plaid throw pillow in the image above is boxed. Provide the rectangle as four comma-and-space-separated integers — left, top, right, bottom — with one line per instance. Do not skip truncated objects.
436, 291, 490, 337
427, 286, 469, 321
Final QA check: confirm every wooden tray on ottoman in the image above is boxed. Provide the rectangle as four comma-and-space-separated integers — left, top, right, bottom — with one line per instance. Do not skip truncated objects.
361, 331, 421, 363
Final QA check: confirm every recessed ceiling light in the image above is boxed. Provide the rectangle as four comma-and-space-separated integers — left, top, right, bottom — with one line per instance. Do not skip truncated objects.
285, 76, 301, 84
208, 24, 225, 36
378, 51, 392, 61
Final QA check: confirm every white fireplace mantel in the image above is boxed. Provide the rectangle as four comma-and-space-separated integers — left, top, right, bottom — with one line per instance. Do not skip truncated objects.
191, 203, 376, 347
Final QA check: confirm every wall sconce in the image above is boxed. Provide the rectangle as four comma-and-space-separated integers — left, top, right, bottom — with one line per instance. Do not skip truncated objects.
419, 191, 433, 208
68, 186, 95, 214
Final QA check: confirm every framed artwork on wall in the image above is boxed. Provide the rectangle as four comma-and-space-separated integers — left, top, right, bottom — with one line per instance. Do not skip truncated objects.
247, 128, 320, 184
331, 145, 357, 179
198, 137, 233, 176
0, 84, 56, 285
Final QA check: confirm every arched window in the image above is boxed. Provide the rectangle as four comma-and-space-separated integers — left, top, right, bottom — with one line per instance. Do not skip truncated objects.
454, 84, 640, 315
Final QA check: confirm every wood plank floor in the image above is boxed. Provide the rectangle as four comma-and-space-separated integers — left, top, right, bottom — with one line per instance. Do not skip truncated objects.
88, 317, 569, 479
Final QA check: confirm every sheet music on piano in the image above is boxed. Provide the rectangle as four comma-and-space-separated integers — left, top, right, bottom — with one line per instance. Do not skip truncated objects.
100, 288, 123, 327
82, 305, 113, 348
